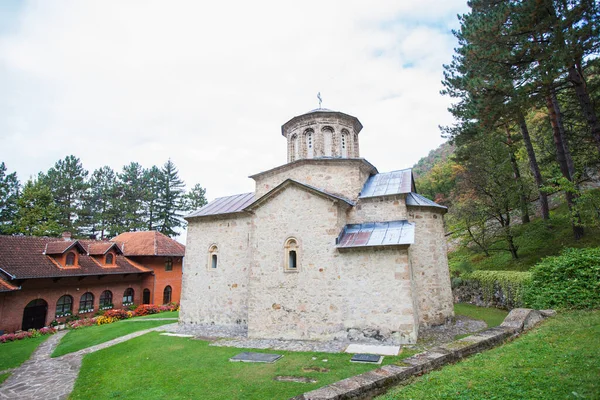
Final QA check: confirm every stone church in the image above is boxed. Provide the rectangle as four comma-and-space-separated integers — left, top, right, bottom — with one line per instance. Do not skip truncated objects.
180, 109, 453, 344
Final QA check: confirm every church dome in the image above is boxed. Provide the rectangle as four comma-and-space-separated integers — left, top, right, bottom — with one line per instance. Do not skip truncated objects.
281, 109, 363, 163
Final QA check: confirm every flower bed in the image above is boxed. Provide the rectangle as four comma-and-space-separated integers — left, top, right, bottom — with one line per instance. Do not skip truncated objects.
0, 327, 56, 344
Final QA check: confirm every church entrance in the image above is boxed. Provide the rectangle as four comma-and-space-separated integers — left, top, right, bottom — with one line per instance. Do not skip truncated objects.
22, 299, 48, 331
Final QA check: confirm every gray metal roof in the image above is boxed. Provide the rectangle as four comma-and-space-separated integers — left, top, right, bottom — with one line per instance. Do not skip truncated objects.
359, 169, 413, 198
406, 192, 447, 209
336, 220, 415, 249
185, 192, 255, 218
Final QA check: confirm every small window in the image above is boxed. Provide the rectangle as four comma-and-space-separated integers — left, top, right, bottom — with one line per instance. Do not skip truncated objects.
123, 288, 134, 304
56, 295, 73, 316
163, 285, 172, 304
165, 257, 173, 271
208, 245, 218, 269
105, 253, 114, 265
79, 292, 94, 312
284, 238, 299, 272
65, 252, 76, 266
100, 290, 113, 308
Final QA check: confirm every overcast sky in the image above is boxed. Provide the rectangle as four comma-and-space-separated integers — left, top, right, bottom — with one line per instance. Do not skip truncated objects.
1, 0, 467, 202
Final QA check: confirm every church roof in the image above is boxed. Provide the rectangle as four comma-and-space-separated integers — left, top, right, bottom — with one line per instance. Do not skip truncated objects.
406, 192, 447, 210
185, 192, 255, 219
359, 169, 415, 198
336, 220, 415, 249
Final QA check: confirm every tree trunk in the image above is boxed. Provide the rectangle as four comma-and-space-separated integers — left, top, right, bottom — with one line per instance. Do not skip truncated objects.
550, 89, 576, 179
568, 63, 600, 154
517, 110, 550, 220
505, 125, 530, 224
545, 88, 585, 239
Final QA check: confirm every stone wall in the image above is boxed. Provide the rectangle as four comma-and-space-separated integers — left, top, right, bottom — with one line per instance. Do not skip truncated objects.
247, 185, 418, 343
348, 195, 408, 224
407, 206, 454, 326
180, 214, 252, 327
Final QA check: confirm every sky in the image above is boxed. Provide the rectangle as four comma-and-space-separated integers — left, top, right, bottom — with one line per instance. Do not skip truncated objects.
0, 0, 468, 204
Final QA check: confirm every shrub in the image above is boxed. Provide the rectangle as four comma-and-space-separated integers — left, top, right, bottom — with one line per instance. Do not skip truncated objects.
0, 327, 56, 343
96, 315, 117, 325
524, 247, 600, 310
68, 317, 97, 329
133, 304, 160, 316
456, 270, 532, 309
103, 309, 131, 320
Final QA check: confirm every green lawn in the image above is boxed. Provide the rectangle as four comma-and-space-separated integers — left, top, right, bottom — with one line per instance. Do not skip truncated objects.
51, 319, 175, 357
0, 335, 49, 370
454, 303, 508, 328
134, 310, 179, 319
0, 373, 9, 384
449, 199, 600, 272
379, 310, 600, 399
70, 333, 417, 400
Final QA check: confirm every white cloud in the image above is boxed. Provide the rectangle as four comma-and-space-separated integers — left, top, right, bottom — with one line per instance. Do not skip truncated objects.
0, 0, 468, 203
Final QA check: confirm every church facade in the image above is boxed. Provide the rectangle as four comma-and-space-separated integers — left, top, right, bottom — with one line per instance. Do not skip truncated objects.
180, 109, 453, 344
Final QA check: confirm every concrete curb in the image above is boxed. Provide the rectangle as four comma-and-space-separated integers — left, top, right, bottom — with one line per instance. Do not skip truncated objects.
292, 308, 551, 400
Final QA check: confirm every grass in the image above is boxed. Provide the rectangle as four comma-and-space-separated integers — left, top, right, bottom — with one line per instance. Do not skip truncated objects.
378, 310, 600, 399
134, 310, 179, 319
0, 335, 49, 370
454, 303, 508, 328
449, 200, 600, 272
0, 373, 9, 384
70, 333, 417, 400
51, 319, 175, 357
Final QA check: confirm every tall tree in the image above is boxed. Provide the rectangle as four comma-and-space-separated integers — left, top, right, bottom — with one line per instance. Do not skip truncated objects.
40, 155, 89, 234
0, 162, 20, 234
15, 179, 61, 236
119, 162, 147, 232
82, 166, 120, 239
156, 159, 185, 237
182, 183, 208, 212
143, 166, 164, 231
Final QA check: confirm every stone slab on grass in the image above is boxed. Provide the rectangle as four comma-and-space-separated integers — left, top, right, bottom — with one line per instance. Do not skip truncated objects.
229, 352, 283, 363
160, 333, 194, 337
350, 354, 383, 364
345, 344, 400, 356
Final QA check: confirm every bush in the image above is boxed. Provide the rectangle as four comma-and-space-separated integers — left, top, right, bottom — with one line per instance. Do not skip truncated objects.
103, 309, 132, 320
133, 304, 160, 316
524, 247, 600, 310
0, 327, 56, 343
455, 270, 532, 309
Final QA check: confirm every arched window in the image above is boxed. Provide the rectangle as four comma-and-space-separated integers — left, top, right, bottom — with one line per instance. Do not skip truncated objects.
284, 238, 299, 271
304, 129, 314, 158
79, 292, 94, 312
290, 133, 298, 162
208, 245, 218, 269
65, 252, 76, 266
340, 129, 349, 158
56, 295, 73, 316
123, 288, 134, 305
100, 290, 113, 308
105, 253, 114, 265
322, 126, 333, 157
163, 286, 172, 304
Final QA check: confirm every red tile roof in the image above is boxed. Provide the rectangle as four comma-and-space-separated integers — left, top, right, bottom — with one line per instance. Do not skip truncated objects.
112, 231, 185, 257
0, 235, 151, 280
44, 241, 85, 255
86, 242, 122, 255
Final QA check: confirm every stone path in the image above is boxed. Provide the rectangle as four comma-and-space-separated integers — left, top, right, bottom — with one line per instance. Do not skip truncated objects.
122, 317, 178, 322
0, 323, 177, 400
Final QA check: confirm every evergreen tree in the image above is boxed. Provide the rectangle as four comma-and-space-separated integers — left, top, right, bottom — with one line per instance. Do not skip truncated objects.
0, 162, 20, 234
15, 179, 61, 236
142, 166, 164, 231
119, 162, 147, 232
40, 155, 89, 234
83, 166, 120, 239
156, 159, 185, 237
182, 183, 208, 212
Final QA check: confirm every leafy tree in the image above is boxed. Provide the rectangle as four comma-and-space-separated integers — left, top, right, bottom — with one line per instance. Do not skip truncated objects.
0, 162, 20, 234
15, 179, 61, 236
182, 183, 208, 212
40, 155, 89, 234
156, 159, 185, 237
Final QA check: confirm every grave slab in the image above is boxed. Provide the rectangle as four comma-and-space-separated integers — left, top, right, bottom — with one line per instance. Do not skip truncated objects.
160, 333, 194, 337
229, 352, 283, 363
350, 354, 383, 364
345, 344, 400, 356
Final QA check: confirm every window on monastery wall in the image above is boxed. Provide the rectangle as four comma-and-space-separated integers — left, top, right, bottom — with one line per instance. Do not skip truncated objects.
322, 126, 333, 157
305, 129, 314, 158
341, 129, 349, 157
56, 295, 73, 316
100, 290, 113, 309
284, 238, 299, 272
165, 257, 173, 271
123, 288, 134, 305
290, 133, 299, 162
163, 285, 172, 304
208, 245, 218, 269
79, 292, 94, 313
105, 253, 114, 265
65, 252, 76, 266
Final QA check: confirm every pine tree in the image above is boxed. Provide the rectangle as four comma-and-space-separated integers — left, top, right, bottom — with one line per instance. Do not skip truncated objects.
156, 159, 185, 237
40, 155, 89, 234
119, 162, 147, 232
15, 179, 61, 236
182, 183, 208, 212
143, 166, 164, 231
83, 166, 120, 239
0, 162, 20, 234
